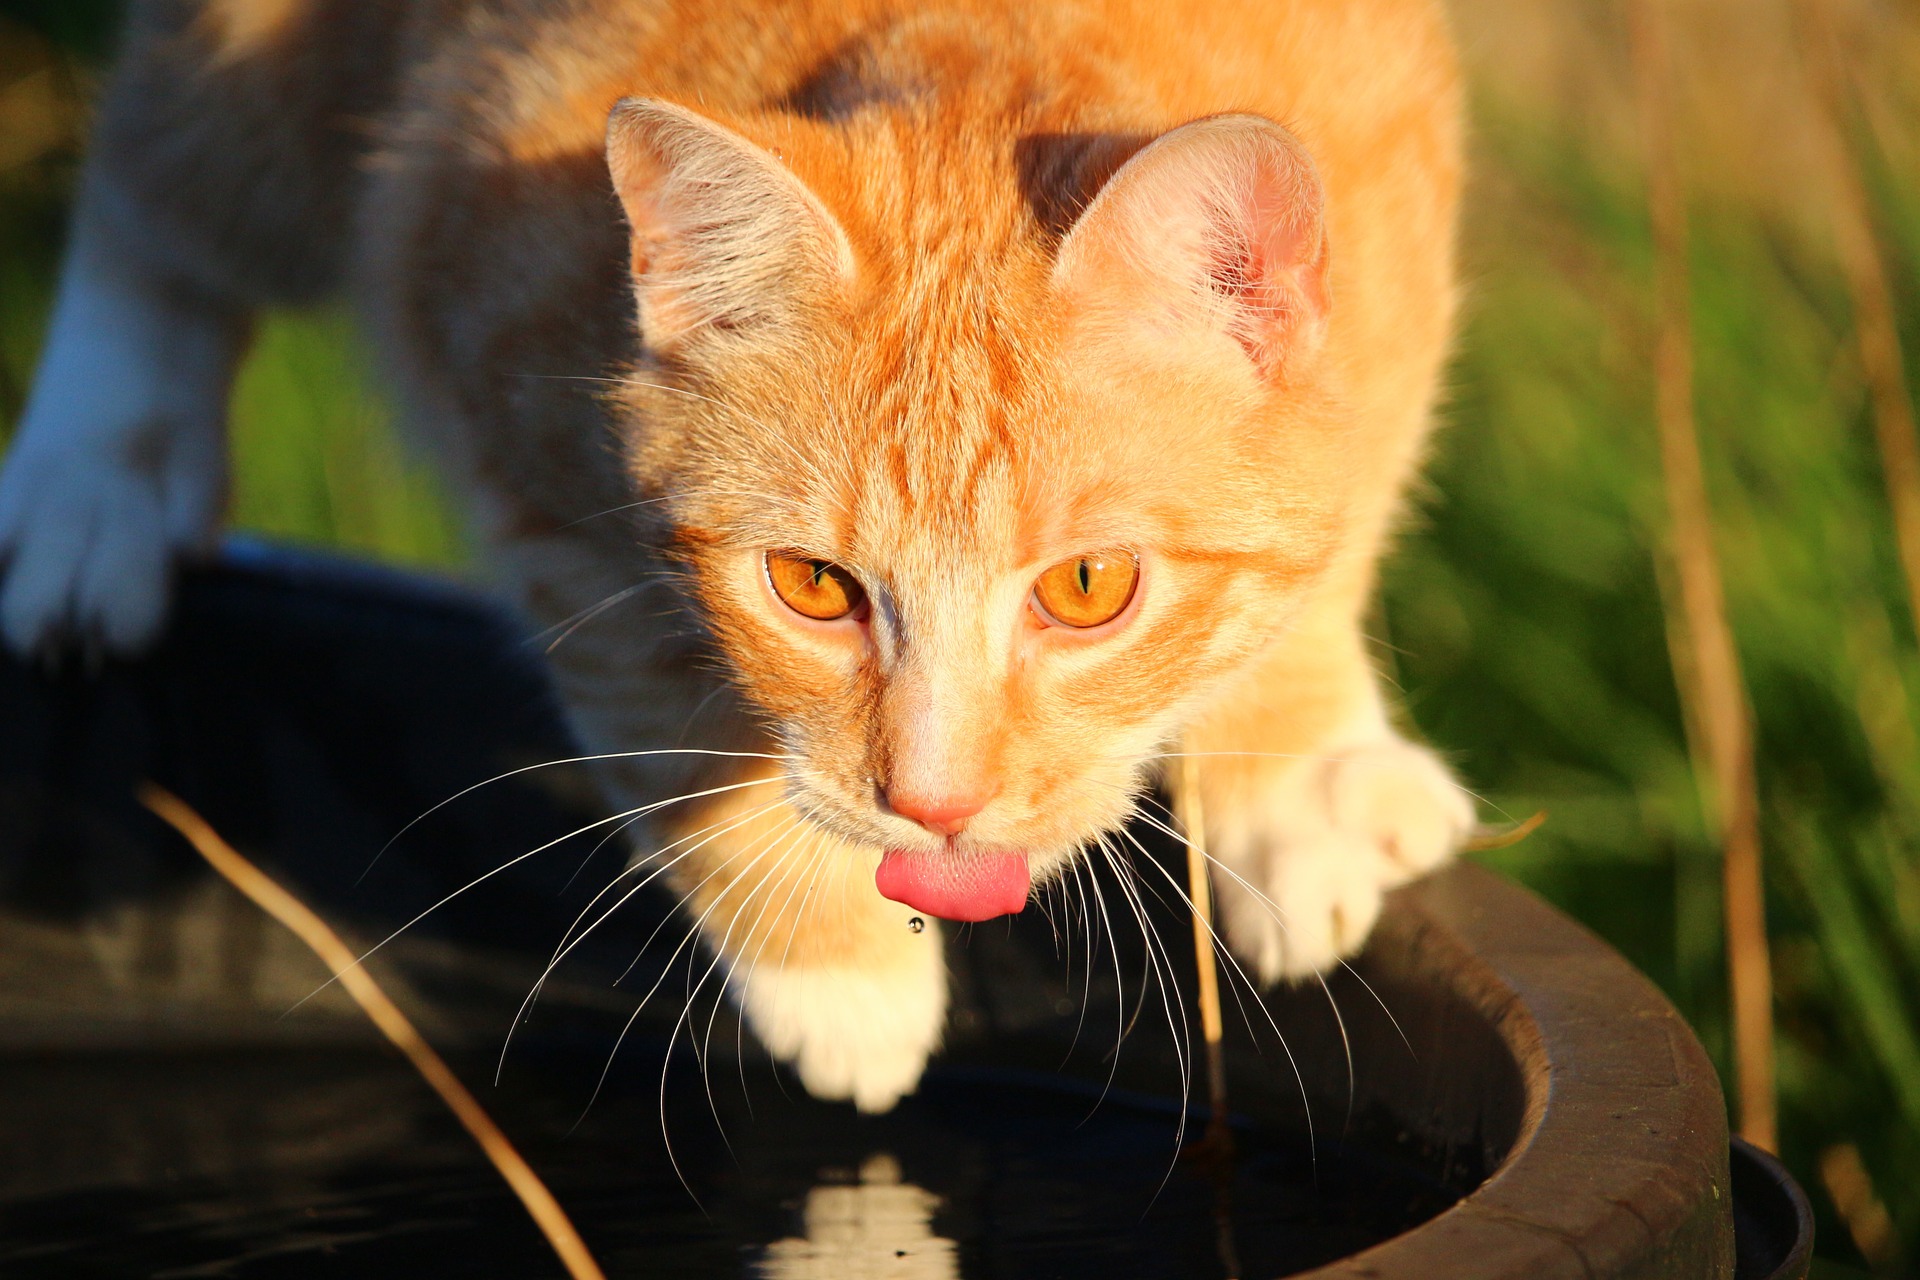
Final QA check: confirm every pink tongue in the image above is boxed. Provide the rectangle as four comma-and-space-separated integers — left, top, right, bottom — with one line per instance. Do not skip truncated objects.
875, 849, 1031, 923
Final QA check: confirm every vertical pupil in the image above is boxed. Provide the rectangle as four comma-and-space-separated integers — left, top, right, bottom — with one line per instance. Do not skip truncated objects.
1076, 559, 1091, 594
809, 561, 828, 590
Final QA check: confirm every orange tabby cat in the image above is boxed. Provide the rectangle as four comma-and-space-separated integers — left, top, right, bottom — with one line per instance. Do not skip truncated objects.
0, 0, 1470, 1110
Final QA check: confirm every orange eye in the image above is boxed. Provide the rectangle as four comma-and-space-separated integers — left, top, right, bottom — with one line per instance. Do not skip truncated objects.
766, 551, 866, 621
1031, 551, 1139, 629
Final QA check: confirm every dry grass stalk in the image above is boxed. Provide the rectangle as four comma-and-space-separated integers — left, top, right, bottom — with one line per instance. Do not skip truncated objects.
1792, 0, 1920, 641
138, 784, 608, 1280
1462, 809, 1548, 853
1174, 752, 1231, 1151
1625, 0, 1778, 1151
1819, 1142, 1897, 1269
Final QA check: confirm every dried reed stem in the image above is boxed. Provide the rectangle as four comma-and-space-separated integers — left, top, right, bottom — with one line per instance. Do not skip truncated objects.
1626, 0, 1778, 1151
1819, 1143, 1897, 1269
1792, 0, 1920, 640
1462, 809, 1547, 853
138, 784, 608, 1280
1175, 752, 1231, 1150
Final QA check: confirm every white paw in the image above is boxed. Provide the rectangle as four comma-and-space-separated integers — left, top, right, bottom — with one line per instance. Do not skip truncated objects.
0, 239, 233, 658
1212, 733, 1472, 982
0, 443, 202, 655
731, 934, 947, 1113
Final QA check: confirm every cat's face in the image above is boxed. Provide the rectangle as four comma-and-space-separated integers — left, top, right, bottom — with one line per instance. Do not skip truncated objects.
609, 100, 1344, 912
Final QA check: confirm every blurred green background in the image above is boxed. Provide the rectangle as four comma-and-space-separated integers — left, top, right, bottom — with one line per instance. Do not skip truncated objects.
1, 0, 1915, 1273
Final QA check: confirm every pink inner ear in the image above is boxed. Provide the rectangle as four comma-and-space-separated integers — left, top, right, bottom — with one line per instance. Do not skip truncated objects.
1056, 115, 1330, 379
604, 97, 855, 349
1211, 152, 1330, 376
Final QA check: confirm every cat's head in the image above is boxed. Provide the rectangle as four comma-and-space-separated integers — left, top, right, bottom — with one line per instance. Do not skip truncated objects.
604, 98, 1349, 920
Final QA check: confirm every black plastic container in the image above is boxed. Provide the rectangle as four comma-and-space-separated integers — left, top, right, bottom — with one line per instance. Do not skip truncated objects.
0, 544, 1813, 1277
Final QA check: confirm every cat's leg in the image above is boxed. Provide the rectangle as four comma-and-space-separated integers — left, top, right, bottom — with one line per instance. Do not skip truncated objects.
0, 195, 245, 655
1189, 604, 1474, 982
0, 0, 406, 656
657, 774, 947, 1113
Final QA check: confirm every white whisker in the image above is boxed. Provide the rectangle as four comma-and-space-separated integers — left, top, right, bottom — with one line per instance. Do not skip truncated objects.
498, 795, 792, 1080
1078, 846, 1131, 1116
572, 814, 805, 1134
301, 774, 785, 1020
1058, 858, 1098, 1065
614, 814, 801, 991
555, 495, 681, 530
360, 747, 796, 883
1094, 837, 1193, 1171
688, 816, 822, 1141
719, 821, 831, 1114
1336, 958, 1416, 1059
571, 815, 805, 1194
548, 794, 787, 971
1109, 823, 1319, 1170
543, 582, 654, 654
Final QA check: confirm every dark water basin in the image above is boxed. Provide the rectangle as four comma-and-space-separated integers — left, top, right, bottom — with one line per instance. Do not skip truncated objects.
0, 543, 1809, 1277
0, 1047, 1458, 1277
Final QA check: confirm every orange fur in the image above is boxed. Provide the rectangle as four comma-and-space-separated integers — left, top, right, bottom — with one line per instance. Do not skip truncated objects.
67, 0, 1467, 1108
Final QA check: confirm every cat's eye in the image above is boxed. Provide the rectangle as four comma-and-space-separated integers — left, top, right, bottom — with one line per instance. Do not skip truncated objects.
1031, 551, 1139, 629
766, 551, 866, 621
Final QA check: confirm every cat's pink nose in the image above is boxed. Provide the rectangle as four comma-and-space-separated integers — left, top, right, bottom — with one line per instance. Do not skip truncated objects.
885, 789, 992, 837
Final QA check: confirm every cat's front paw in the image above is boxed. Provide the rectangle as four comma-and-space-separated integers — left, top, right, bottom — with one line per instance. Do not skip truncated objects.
0, 243, 234, 659
731, 937, 947, 1113
1212, 734, 1472, 983
0, 438, 208, 657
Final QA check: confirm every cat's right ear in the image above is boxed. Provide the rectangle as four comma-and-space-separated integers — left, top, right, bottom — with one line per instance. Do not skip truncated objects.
606, 98, 854, 350
1052, 114, 1330, 383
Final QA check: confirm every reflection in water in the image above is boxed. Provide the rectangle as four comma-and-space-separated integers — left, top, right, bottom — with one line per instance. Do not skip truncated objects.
0, 1054, 1464, 1275
755, 1153, 959, 1280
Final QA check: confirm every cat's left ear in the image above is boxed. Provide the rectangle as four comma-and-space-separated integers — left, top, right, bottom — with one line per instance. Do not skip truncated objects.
607, 98, 855, 350
1052, 114, 1329, 381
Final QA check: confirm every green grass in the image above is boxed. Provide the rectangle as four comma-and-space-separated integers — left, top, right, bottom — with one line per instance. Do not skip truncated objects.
4, 11, 1919, 1273
1381, 96, 1920, 1268
226, 311, 466, 569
